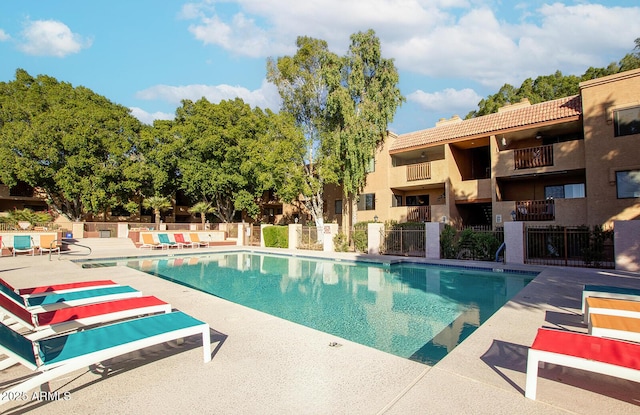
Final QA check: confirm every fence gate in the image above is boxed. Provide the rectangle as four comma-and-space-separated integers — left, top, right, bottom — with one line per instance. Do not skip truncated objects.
249, 225, 261, 246
380, 225, 426, 257
298, 226, 322, 250
524, 226, 614, 268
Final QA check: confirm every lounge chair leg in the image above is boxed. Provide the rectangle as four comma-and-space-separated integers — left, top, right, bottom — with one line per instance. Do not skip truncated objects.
525, 351, 539, 400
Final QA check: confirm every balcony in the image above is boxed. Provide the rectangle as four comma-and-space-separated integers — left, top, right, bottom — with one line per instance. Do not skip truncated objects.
494, 140, 585, 178
515, 199, 555, 221
406, 205, 430, 222
407, 162, 431, 181
514, 145, 553, 169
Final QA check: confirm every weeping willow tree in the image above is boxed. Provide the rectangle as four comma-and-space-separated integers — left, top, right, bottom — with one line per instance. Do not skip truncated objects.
324, 29, 404, 236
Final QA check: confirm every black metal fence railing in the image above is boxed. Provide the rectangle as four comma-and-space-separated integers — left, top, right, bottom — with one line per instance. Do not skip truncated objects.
298, 226, 322, 251
525, 226, 614, 268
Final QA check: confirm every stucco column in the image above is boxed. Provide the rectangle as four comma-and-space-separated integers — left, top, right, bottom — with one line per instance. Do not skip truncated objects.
425, 222, 443, 259
288, 224, 301, 250
367, 223, 384, 255
614, 220, 640, 272
117, 223, 129, 238
323, 223, 339, 252
72, 222, 84, 239
504, 221, 525, 264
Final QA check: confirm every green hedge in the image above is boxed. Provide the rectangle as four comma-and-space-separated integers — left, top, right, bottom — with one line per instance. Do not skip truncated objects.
263, 226, 288, 248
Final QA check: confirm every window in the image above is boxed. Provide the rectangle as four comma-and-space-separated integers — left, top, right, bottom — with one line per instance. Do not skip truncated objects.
357, 193, 375, 211
616, 170, 640, 198
335, 200, 343, 215
544, 183, 585, 199
406, 194, 429, 206
366, 157, 375, 173
614, 106, 640, 137
393, 195, 402, 207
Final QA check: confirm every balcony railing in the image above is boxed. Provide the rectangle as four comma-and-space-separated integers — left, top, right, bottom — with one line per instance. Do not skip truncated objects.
407, 162, 431, 181
514, 145, 553, 169
406, 205, 430, 222
515, 199, 555, 221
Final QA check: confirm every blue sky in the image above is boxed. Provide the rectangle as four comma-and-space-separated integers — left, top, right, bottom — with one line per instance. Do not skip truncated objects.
1, 1, 639, 134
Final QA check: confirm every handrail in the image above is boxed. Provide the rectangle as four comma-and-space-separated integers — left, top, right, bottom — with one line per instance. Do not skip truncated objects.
49, 239, 92, 261
495, 242, 506, 262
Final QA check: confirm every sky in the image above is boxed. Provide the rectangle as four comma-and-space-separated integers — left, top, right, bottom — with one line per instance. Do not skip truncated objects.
1, 1, 639, 135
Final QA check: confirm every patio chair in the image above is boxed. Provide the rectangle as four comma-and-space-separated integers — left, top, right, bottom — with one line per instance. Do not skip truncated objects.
158, 233, 180, 249
525, 327, 640, 400
582, 285, 640, 316
0, 311, 211, 404
12, 235, 35, 256
174, 233, 195, 248
140, 233, 164, 250
584, 297, 640, 324
589, 314, 640, 343
0, 281, 142, 313
0, 278, 118, 298
0, 292, 171, 341
38, 234, 60, 256
189, 233, 209, 247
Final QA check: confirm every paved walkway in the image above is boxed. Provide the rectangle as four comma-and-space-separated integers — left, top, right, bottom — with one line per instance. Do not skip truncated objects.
0, 238, 638, 414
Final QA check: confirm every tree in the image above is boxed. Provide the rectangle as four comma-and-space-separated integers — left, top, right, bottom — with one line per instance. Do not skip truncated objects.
189, 201, 215, 228
324, 29, 404, 233
267, 36, 337, 232
142, 195, 172, 229
171, 98, 305, 223
0, 69, 143, 220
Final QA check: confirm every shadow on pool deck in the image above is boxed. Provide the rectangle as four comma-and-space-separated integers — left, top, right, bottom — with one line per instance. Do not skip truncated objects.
0, 239, 639, 414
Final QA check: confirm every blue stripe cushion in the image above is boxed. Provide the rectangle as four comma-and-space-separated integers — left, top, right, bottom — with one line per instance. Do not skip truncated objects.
38, 312, 205, 365
0, 322, 37, 366
26, 286, 139, 307
585, 285, 640, 296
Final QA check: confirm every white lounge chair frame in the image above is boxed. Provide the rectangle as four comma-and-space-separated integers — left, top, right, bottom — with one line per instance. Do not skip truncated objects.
0, 311, 211, 404
525, 328, 640, 400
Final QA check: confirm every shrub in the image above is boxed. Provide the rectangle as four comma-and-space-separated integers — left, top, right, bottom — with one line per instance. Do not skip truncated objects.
262, 226, 288, 248
333, 232, 349, 252
353, 221, 370, 253
440, 224, 457, 259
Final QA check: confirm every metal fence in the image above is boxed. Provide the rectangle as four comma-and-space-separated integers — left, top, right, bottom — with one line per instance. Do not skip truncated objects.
380, 227, 426, 257
249, 225, 261, 246
297, 226, 322, 250
525, 226, 614, 268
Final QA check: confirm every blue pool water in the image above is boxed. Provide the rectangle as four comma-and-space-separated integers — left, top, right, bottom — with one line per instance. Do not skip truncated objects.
87, 252, 536, 365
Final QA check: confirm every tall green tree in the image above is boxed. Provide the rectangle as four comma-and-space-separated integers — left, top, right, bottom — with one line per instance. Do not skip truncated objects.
267, 36, 337, 230
170, 98, 304, 222
142, 195, 172, 229
0, 69, 143, 220
325, 29, 404, 232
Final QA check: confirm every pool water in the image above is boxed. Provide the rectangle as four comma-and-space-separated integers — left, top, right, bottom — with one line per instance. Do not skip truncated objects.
103, 252, 535, 365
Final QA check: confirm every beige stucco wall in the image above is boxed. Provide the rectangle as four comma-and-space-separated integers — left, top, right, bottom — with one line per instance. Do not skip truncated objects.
580, 68, 640, 226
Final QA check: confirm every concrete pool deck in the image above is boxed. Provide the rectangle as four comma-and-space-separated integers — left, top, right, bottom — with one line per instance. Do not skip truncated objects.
0, 238, 638, 414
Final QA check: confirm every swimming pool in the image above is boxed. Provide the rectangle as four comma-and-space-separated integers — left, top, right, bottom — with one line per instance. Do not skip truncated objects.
86, 252, 536, 365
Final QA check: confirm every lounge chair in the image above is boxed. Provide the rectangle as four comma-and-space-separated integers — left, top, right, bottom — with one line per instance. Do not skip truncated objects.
38, 234, 60, 256
0, 293, 171, 341
174, 233, 195, 248
582, 284, 640, 315
584, 297, 640, 324
158, 233, 180, 249
0, 282, 142, 313
525, 327, 640, 400
140, 233, 164, 250
0, 311, 211, 403
589, 314, 640, 343
189, 233, 209, 247
0, 278, 118, 298
12, 235, 35, 256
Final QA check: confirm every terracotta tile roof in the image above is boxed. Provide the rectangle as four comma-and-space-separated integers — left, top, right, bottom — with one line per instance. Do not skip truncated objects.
391, 95, 582, 152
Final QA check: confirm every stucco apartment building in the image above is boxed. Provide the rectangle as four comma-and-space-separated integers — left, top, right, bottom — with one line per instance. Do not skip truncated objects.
321, 68, 640, 230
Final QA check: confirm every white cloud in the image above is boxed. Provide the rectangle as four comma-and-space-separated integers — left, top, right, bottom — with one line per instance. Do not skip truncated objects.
135, 79, 281, 111
180, 1, 640, 88
129, 107, 174, 125
18, 19, 92, 57
0, 29, 10, 42
408, 88, 481, 114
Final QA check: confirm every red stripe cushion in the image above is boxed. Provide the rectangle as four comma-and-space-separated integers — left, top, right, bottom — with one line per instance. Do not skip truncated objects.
35, 296, 167, 326
18, 280, 117, 295
0, 292, 34, 326
531, 328, 640, 370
